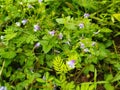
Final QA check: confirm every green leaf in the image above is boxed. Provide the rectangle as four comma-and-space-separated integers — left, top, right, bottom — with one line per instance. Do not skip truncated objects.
104, 83, 114, 90
26, 34, 38, 44
22, 0, 37, 3
65, 23, 76, 30
84, 64, 94, 74
5, 33, 17, 41
66, 81, 75, 90
111, 72, 120, 82
36, 78, 45, 83
43, 45, 53, 53
100, 28, 112, 33
81, 83, 89, 90
105, 74, 113, 81
1, 51, 16, 59
89, 84, 95, 90
113, 14, 120, 21
53, 56, 68, 74
111, 16, 115, 23
40, 40, 53, 53
105, 40, 112, 48
45, 72, 49, 80
56, 18, 65, 24
56, 16, 71, 25
114, 32, 120, 37
76, 85, 81, 90
44, 0, 54, 2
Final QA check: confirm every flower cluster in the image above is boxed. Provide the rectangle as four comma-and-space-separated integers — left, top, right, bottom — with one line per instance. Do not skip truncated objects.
80, 42, 89, 53
15, 19, 28, 26
83, 48, 89, 52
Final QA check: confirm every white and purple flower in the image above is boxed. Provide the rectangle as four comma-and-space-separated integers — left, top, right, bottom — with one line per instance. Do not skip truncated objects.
83, 48, 89, 53
38, 0, 42, 3
34, 42, 40, 48
79, 23, 84, 29
48, 30, 55, 36
58, 33, 63, 39
92, 42, 96, 46
80, 42, 85, 49
84, 13, 90, 18
0, 86, 7, 90
28, 4, 33, 8
67, 60, 75, 69
21, 19, 27, 25
34, 24, 40, 32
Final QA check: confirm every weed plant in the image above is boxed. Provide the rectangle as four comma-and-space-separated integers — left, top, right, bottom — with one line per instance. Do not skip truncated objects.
0, 0, 120, 90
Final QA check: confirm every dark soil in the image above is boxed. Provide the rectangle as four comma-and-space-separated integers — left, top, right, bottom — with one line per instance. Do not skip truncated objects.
113, 36, 120, 53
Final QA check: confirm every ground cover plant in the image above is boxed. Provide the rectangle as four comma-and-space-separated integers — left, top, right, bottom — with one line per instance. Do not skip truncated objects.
0, 0, 120, 90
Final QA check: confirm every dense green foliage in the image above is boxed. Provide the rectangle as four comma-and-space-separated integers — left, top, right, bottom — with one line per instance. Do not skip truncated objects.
0, 0, 120, 90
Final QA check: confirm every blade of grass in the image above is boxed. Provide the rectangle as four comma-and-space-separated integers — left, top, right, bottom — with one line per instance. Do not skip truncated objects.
0, 60, 5, 76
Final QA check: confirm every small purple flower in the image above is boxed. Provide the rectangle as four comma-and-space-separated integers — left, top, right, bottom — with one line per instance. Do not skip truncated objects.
21, 19, 27, 25
84, 48, 89, 52
38, 0, 42, 3
34, 42, 40, 48
49, 30, 55, 36
92, 42, 96, 46
0, 86, 7, 90
28, 4, 33, 8
16, 22, 21, 27
34, 24, 40, 32
58, 33, 63, 39
79, 23, 84, 29
84, 13, 90, 18
80, 42, 85, 49
67, 60, 75, 69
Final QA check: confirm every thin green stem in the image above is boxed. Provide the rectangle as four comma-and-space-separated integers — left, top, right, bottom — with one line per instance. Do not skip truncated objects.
74, 67, 85, 82
0, 60, 5, 76
112, 40, 120, 60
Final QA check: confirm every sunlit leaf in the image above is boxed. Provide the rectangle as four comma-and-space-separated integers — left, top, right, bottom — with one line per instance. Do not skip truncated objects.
113, 14, 120, 21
